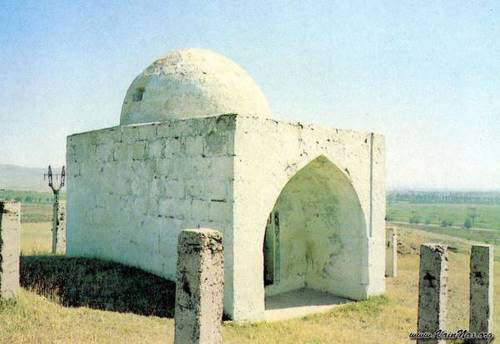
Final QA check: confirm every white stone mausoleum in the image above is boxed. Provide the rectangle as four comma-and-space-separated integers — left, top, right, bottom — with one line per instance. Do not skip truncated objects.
66, 48, 386, 322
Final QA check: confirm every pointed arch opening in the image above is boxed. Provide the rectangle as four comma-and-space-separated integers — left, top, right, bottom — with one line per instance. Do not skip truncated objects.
262, 155, 367, 314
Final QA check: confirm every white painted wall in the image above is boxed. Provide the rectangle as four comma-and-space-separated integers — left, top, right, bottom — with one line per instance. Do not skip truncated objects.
67, 114, 385, 322
66, 115, 236, 313
264, 156, 367, 298
120, 49, 271, 125
232, 116, 385, 321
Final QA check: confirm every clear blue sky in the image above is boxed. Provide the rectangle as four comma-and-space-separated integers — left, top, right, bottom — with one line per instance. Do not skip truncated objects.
1, 1, 499, 190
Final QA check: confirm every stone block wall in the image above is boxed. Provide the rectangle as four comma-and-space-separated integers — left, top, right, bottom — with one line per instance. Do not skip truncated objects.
0, 201, 20, 299
66, 115, 236, 282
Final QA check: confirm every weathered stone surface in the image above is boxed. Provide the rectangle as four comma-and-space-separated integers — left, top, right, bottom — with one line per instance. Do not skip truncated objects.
55, 200, 66, 254
0, 201, 20, 300
417, 244, 448, 344
385, 227, 397, 277
174, 228, 224, 344
469, 245, 494, 342
120, 48, 271, 125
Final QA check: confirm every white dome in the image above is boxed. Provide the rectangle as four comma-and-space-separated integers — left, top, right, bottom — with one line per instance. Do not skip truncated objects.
120, 48, 271, 125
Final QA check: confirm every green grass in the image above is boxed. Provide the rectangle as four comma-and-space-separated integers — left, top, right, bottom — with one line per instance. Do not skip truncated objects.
393, 222, 500, 248
1, 202, 499, 343
20, 204, 52, 223
387, 201, 500, 230
0, 189, 62, 223
0, 189, 64, 204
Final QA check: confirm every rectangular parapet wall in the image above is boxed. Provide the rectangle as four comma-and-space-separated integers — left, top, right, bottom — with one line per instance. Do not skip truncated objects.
66, 114, 237, 282
0, 201, 20, 300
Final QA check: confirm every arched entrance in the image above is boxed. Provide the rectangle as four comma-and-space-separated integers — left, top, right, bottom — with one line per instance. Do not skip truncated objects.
262, 156, 367, 315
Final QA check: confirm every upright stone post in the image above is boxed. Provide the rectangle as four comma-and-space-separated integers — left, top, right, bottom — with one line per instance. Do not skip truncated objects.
469, 245, 494, 343
55, 200, 66, 254
0, 201, 20, 300
385, 227, 397, 277
174, 228, 224, 344
417, 244, 448, 344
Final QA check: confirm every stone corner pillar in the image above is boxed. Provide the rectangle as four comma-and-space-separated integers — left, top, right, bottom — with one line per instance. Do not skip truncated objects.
385, 227, 397, 278
0, 201, 21, 300
174, 228, 224, 344
417, 243, 448, 344
469, 244, 494, 343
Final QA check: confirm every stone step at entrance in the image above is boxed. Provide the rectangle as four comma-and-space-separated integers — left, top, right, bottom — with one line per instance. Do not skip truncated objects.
264, 288, 351, 321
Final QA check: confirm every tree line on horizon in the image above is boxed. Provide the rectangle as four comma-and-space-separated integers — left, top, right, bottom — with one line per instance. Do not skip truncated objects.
387, 190, 500, 205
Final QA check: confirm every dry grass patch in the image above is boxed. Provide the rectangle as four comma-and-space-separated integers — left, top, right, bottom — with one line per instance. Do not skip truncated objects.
1, 224, 498, 343
0, 290, 172, 344
20, 222, 51, 255
20, 255, 176, 317
20, 203, 52, 223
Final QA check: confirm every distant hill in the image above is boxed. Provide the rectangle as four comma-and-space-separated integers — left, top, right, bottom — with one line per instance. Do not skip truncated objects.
0, 164, 64, 192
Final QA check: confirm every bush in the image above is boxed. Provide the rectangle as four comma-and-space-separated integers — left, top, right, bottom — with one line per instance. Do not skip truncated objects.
409, 215, 421, 224
464, 217, 473, 229
441, 219, 453, 227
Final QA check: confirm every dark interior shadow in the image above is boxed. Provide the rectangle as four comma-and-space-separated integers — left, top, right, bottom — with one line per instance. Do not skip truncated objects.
20, 255, 176, 318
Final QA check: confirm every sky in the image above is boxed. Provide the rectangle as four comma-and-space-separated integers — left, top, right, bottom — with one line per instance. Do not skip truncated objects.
1, 1, 499, 190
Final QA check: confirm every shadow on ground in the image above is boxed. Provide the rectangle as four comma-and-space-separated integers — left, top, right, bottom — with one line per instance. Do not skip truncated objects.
20, 255, 176, 318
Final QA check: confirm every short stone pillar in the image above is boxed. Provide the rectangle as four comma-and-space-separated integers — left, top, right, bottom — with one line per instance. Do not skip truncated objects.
385, 227, 397, 277
55, 200, 66, 254
0, 201, 20, 300
469, 245, 494, 342
417, 244, 448, 344
174, 228, 224, 344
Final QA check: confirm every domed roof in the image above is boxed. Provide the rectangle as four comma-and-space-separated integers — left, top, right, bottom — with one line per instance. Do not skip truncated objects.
120, 48, 271, 125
